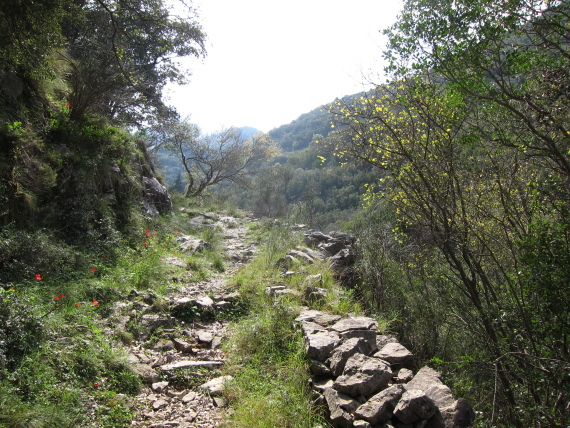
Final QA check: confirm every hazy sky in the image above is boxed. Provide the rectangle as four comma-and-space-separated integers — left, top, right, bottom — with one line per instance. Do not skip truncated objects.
166, 0, 403, 133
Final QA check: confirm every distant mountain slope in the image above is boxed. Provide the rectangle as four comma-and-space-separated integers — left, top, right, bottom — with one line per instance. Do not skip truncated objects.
269, 92, 366, 152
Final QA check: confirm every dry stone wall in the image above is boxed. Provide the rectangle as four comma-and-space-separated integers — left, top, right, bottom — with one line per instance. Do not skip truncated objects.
281, 230, 475, 428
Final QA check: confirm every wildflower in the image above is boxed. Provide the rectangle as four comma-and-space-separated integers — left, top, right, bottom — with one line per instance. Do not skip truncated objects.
10, 287, 15, 291
102, 255, 107, 258
55, 295, 60, 300
92, 299, 99, 306
91, 267, 97, 272
56, 306, 60, 309
93, 382, 99, 387
145, 228, 150, 232
152, 233, 156, 237
143, 241, 149, 246
60, 294, 65, 299
174, 230, 179, 233
76, 303, 81, 308
65, 103, 71, 108
35, 274, 42, 281
145, 232, 151, 238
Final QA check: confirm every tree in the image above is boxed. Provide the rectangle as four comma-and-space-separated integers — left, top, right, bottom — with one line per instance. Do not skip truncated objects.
62, 0, 206, 125
157, 118, 278, 197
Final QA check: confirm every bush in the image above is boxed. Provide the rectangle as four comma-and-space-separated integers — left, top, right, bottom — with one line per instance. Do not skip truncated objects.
0, 290, 45, 373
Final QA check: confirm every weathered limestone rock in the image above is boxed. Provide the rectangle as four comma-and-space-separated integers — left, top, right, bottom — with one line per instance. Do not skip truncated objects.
374, 342, 414, 366
333, 353, 393, 397
295, 308, 341, 325
132, 363, 160, 383
393, 389, 438, 424
310, 358, 333, 376
339, 329, 378, 353
405, 365, 474, 428
152, 398, 169, 411
159, 360, 223, 371
173, 338, 194, 354
441, 398, 476, 427
151, 381, 169, 393
142, 175, 172, 215
305, 330, 341, 362
331, 317, 378, 333
329, 337, 375, 376
324, 388, 360, 428
354, 384, 405, 425
396, 368, 414, 383
301, 321, 328, 335
287, 250, 315, 264
352, 421, 371, 428
199, 375, 233, 396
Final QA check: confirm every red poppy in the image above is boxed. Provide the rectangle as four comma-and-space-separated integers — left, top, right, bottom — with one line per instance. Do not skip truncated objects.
91, 267, 97, 272
145, 228, 150, 232
152, 233, 156, 237
60, 294, 65, 299
35, 274, 42, 281
145, 232, 151, 237
55, 295, 60, 300
174, 230, 179, 233
93, 382, 99, 387
92, 299, 99, 306
143, 241, 149, 246
65, 103, 71, 108
75, 303, 81, 308
10, 287, 15, 291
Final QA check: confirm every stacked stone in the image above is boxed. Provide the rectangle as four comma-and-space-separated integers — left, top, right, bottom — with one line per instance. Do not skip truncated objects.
296, 309, 475, 428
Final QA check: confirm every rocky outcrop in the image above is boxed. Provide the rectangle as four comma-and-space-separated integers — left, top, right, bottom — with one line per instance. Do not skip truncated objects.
297, 309, 475, 428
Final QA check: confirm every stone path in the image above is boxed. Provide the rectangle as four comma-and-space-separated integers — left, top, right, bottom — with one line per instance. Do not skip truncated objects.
121, 212, 257, 428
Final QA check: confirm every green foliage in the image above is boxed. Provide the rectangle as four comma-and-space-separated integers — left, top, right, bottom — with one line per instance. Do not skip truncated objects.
330, 2, 570, 424
0, 290, 45, 373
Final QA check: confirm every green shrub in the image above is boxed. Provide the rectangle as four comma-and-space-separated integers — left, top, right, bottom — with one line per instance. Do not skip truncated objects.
0, 290, 45, 373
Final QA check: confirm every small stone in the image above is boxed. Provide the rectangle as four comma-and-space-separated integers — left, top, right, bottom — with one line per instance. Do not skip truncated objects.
152, 398, 169, 411
151, 381, 169, 393
181, 391, 197, 403
213, 397, 227, 407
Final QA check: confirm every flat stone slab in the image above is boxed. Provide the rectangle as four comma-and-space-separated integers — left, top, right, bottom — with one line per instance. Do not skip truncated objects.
159, 360, 223, 371
374, 342, 414, 365
331, 317, 378, 333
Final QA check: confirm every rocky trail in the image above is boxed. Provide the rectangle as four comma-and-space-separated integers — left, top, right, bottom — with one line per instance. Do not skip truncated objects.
93, 213, 475, 428
103, 211, 257, 428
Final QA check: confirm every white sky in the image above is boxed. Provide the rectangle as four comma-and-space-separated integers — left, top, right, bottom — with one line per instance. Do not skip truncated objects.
166, 0, 403, 133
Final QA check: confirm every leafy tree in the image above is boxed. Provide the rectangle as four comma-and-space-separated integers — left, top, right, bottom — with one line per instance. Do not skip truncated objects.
62, 0, 206, 125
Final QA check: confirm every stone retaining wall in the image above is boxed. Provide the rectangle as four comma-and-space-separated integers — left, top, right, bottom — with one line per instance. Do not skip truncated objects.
296, 309, 475, 428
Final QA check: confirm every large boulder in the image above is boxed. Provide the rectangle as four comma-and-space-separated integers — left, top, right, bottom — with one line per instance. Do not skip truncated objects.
142, 175, 172, 216
324, 388, 360, 428
333, 353, 393, 397
305, 330, 341, 362
374, 342, 414, 367
354, 384, 405, 425
393, 389, 438, 424
329, 337, 375, 376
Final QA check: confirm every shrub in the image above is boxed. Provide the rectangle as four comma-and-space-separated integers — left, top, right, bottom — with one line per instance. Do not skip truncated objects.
0, 290, 45, 373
